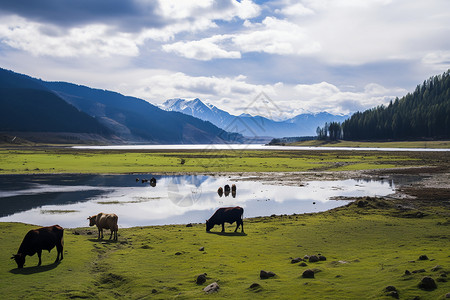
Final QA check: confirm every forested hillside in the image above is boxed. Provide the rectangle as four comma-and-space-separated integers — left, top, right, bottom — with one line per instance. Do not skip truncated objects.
342, 70, 450, 140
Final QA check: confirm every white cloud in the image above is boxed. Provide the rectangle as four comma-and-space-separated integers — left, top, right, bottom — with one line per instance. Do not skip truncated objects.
422, 51, 450, 71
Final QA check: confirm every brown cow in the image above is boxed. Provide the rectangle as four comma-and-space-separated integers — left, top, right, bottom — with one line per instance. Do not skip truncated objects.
11, 225, 64, 268
231, 184, 236, 198
206, 206, 244, 233
217, 187, 223, 197
88, 213, 118, 241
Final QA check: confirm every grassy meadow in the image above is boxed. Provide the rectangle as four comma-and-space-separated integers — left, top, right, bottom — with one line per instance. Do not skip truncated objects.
0, 148, 430, 174
1, 201, 449, 299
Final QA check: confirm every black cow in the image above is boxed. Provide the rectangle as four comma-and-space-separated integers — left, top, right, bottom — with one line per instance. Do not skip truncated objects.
224, 184, 231, 197
206, 207, 244, 233
11, 225, 64, 268
150, 177, 157, 187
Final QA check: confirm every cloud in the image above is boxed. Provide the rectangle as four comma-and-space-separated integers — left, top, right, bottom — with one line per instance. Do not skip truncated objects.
162, 17, 320, 60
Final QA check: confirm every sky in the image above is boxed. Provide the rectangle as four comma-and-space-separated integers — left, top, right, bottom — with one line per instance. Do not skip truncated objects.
0, 0, 449, 119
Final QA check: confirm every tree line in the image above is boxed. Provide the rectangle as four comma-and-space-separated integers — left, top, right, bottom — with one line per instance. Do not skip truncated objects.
316, 70, 450, 141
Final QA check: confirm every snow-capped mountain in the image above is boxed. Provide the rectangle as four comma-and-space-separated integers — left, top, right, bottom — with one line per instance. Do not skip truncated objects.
162, 98, 350, 138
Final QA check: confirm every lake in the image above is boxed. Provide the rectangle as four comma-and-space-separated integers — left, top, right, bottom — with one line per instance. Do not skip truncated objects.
72, 144, 450, 152
0, 174, 396, 228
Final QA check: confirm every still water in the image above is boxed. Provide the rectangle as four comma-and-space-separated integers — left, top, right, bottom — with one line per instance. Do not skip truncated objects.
0, 174, 395, 228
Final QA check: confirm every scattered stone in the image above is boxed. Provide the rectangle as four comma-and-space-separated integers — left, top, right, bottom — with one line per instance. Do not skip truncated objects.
73, 231, 80, 235
418, 255, 429, 261
260, 270, 276, 279
418, 276, 437, 290
86, 231, 92, 235
405, 270, 411, 275
437, 277, 447, 282
386, 291, 399, 299
308, 255, 319, 263
203, 282, 220, 294
199, 247, 205, 251
196, 273, 207, 285
445, 292, 450, 298
356, 200, 368, 207
249, 283, 262, 290
302, 269, 315, 278
318, 255, 327, 261
385, 286, 397, 292
412, 269, 426, 274
186, 223, 193, 227
291, 257, 303, 264
303, 255, 310, 260
431, 265, 443, 272
299, 262, 308, 267
151, 289, 157, 294
175, 252, 182, 255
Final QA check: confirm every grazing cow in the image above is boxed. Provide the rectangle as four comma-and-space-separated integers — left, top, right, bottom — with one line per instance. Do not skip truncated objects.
206, 206, 244, 233
150, 177, 157, 187
231, 184, 236, 198
136, 178, 139, 182
88, 213, 118, 241
11, 225, 64, 268
224, 184, 231, 197
217, 187, 223, 197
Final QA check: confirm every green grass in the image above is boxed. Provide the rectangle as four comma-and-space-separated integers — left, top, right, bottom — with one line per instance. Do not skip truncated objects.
0, 148, 427, 174
1, 202, 449, 299
289, 140, 450, 149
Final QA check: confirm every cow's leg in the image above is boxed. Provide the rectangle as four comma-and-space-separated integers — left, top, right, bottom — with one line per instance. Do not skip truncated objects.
221, 223, 225, 232
234, 222, 239, 232
109, 229, 113, 240
37, 250, 42, 266
241, 219, 244, 233
56, 243, 63, 262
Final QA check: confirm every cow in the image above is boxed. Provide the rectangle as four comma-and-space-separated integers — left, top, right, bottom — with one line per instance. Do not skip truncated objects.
150, 177, 157, 187
11, 225, 64, 268
224, 184, 231, 197
217, 187, 223, 197
88, 213, 118, 241
206, 206, 244, 233
231, 184, 236, 198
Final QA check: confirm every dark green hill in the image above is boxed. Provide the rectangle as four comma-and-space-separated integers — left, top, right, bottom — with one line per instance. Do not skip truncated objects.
342, 70, 450, 140
44, 81, 242, 144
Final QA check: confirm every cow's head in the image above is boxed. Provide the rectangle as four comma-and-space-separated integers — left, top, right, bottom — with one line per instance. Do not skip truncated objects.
206, 219, 213, 232
87, 216, 96, 226
11, 253, 25, 268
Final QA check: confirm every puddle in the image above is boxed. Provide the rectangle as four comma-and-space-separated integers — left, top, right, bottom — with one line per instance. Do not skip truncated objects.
0, 174, 395, 228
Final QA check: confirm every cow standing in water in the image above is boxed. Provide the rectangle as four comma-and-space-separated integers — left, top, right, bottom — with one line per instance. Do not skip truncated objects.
206, 207, 244, 233
88, 213, 118, 241
11, 225, 64, 268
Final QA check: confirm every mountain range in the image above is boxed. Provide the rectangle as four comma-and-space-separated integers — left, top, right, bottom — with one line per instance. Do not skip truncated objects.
0, 68, 242, 144
162, 98, 349, 138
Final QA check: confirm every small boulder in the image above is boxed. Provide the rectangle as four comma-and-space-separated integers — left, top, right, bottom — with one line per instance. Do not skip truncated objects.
302, 269, 315, 278
308, 255, 319, 263
175, 252, 182, 255
418, 255, 429, 261
405, 270, 411, 275
199, 247, 205, 251
445, 292, 450, 298
412, 269, 426, 274
151, 289, 157, 294
385, 286, 397, 292
203, 282, 220, 293
249, 283, 262, 290
186, 223, 193, 227
386, 291, 399, 299
196, 273, 207, 285
299, 262, 308, 267
319, 255, 327, 261
291, 257, 303, 264
260, 270, 276, 279
418, 276, 437, 290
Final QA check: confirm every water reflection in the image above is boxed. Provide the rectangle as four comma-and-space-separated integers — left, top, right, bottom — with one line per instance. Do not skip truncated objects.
0, 174, 396, 228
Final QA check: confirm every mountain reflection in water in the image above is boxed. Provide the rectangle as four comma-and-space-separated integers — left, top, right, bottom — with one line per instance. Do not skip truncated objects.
0, 174, 395, 228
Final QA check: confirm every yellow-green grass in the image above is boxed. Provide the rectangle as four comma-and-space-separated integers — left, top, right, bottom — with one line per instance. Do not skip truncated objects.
1, 203, 449, 299
289, 140, 450, 149
0, 148, 422, 174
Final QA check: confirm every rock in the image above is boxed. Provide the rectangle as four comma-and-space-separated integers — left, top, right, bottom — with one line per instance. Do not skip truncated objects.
308, 255, 319, 263
412, 269, 426, 274
299, 262, 308, 267
196, 273, 207, 285
175, 252, 182, 255
319, 255, 327, 261
418, 276, 437, 290
385, 286, 397, 292
356, 200, 368, 207
186, 223, 193, 227
151, 289, 157, 294
260, 270, 276, 279
302, 269, 315, 278
203, 282, 220, 294
445, 292, 450, 298
431, 265, 443, 271
418, 255, 429, 261
249, 283, 261, 290
291, 257, 303, 264
405, 270, 411, 275
303, 255, 310, 260
199, 247, 205, 251
386, 291, 399, 299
